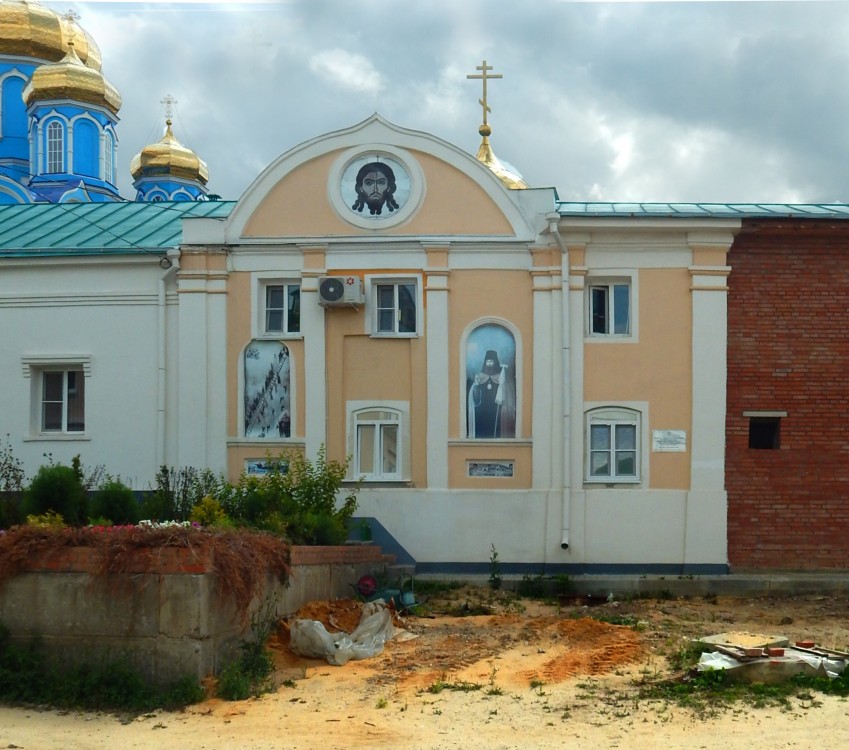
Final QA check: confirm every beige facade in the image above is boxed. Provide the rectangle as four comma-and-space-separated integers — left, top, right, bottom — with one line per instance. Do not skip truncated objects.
176, 115, 735, 574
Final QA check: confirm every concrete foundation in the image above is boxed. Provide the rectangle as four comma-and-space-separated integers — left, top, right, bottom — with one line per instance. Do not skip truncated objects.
0, 542, 389, 685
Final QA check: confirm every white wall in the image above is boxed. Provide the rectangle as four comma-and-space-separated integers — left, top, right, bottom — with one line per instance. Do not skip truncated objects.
0, 257, 172, 489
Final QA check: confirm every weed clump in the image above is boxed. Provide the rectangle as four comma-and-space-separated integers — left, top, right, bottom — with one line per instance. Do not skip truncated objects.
0, 622, 203, 711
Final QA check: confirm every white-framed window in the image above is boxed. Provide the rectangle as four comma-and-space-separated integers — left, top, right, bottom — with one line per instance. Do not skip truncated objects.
264, 282, 301, 335
371, 279, 418, 336
587, 278, 631, 337
348, 401, 410, 482
586, 408, 640, 483
40, 369, 85, 433
355, 409, 400, 480
23, 356, 91, 439
46, 120, 64, 173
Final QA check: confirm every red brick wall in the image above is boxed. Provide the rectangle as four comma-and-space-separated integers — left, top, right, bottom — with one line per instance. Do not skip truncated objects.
727, 220, 849, 569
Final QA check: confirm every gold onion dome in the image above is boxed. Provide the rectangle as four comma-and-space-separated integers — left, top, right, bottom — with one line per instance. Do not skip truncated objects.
0, 0, 102, 70
476, 123, 528, 190
130, 119, 209, 185
22, 40, 120, 114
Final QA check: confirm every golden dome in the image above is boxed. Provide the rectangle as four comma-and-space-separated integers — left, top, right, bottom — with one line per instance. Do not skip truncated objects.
130, 120, 209, 185
0, 0, 102, 70
476, 129, 528, 190
22, 41, 120, 114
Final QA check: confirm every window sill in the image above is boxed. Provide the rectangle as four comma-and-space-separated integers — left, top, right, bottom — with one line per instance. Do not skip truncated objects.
257, 333, 303, 340
24, 433, 90, 442
584, 479, 641, 488
227, 438, 302, 445
449, 439, 532, 447
344, 480, 412, 488
585, 335, 636, 344
369, 333, 419, 339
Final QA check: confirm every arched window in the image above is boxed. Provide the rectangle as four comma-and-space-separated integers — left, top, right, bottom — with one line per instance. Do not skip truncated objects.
585, 407, 641, 483
465, 322, 517, 439
354, 408, 401, 480
46, 121, 64, 173
243, 341, 291, 438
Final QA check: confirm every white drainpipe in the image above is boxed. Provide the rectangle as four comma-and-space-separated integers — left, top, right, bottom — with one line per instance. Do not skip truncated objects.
156, 250, 180, 469
547, 215, 572, 550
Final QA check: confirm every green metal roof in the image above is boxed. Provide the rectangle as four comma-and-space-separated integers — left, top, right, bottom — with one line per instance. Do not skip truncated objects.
556, 202, 849, 218
0, 201, 235, 257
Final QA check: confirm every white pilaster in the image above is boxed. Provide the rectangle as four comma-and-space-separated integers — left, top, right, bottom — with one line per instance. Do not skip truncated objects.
301, 264, 327, 457
425, 252, 450, 488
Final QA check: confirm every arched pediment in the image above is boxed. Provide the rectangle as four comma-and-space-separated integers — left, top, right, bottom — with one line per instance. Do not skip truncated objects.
224, 114, 541, 243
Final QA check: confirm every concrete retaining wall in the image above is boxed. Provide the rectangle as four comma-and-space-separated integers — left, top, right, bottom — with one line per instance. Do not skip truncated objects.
0, 542, 389, 685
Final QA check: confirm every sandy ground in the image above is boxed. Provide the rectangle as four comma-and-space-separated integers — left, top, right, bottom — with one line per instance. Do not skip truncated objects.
3, 588, 849, 749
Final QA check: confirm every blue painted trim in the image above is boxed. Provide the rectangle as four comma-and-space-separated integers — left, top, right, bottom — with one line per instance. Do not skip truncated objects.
415, 562, 730, 576
348, 516, 415, 566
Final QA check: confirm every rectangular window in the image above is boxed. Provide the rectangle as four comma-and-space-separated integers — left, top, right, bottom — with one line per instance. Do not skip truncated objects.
586, 409, 640, 482
264, 283, 300, 334
374, 282, 416, 335
748, 417, 780, 449
355, 409, 400, 480
41, 370, 85, 433
589, 281, 630, 335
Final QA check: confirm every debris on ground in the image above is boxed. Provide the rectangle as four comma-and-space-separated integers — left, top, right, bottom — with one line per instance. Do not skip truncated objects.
695, 630, 849, 683
287, 600, 404, 666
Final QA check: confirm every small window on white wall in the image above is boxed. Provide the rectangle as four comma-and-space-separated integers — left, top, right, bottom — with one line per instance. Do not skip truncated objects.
41, 370, 85, 432
586, 408, 640, 482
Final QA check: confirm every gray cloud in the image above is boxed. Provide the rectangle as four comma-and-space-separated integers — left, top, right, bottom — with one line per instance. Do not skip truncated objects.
61, 0, 849, 203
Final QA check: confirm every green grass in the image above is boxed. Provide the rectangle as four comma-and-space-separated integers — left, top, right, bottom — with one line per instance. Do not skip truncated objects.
424, 674, 483, 694
0, 628, 203, 712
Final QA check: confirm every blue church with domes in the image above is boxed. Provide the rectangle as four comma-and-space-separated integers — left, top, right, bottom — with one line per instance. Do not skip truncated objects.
0, 0, 209, 203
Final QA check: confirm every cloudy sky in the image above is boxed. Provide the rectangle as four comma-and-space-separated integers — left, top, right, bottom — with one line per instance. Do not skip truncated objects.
47, 0, 849, 204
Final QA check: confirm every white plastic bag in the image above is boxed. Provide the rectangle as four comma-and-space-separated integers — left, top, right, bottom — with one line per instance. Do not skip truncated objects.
289, 600, 396, 666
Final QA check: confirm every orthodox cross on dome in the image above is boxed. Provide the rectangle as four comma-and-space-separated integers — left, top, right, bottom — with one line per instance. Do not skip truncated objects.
62, 9, 80, 46
467, 60, 502, 134
161, 94, 177, 123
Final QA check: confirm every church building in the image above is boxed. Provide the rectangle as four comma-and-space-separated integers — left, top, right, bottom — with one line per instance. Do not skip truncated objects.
2, 1, 848, 574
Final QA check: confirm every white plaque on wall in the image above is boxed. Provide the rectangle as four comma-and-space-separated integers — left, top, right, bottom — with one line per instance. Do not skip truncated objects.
468, 461, 514, 478
652, 430, 687, 452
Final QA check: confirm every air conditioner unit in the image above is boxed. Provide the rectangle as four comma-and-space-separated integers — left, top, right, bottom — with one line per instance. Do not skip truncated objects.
318, 276, 364, 306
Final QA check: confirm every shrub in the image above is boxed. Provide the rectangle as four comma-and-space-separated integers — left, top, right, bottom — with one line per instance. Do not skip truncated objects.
228, 446, 358, 544
0, 437, 26, 530
217, 600, 276, 700
24, 464, 87, 526
189, 496, 233, 528
145, 466, 231, 522
90, 479, 140, 526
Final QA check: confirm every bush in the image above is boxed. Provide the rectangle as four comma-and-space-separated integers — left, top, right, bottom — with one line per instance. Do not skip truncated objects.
189, 496, 233, 528
227, 446, 358, 544
217, 601, 276, 700
144, 466, 230, 522
24, 464, 87, 526
90, 479, 140, 526
0, 437, 26, 529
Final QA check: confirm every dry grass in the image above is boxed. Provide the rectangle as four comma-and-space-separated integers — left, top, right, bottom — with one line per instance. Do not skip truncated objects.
0, 525, 290, 611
